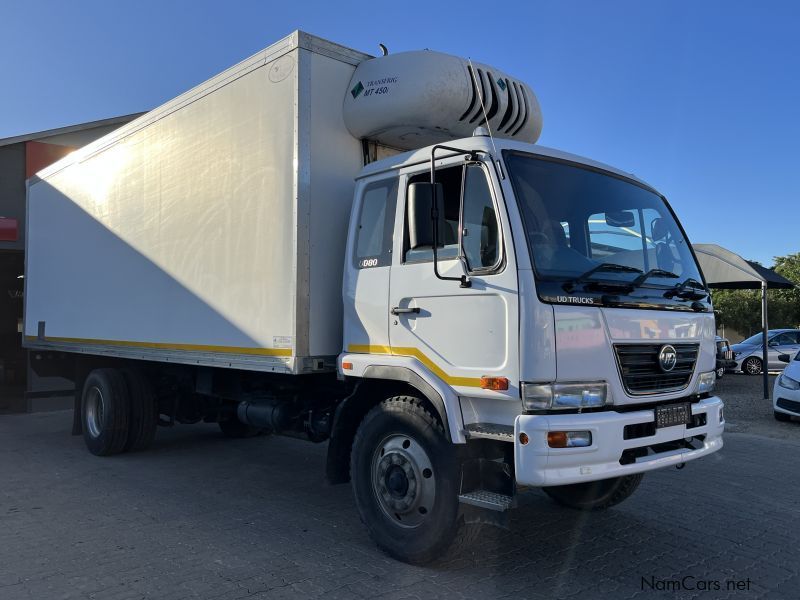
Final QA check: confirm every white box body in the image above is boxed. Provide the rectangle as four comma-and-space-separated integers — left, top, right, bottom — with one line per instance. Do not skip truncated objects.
24, 32, 371, 374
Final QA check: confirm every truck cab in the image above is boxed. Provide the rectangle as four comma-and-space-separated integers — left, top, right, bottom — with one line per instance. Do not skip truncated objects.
339, 134, 723, 558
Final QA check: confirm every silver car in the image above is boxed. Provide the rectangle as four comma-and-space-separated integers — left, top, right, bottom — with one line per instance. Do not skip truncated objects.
731, 329, 800, 375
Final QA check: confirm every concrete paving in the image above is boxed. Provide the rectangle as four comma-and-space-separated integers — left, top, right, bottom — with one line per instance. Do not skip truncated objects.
1, 384, 798, 599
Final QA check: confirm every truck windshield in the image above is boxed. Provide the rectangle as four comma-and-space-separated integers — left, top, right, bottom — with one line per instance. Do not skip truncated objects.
504, 152, 705, 301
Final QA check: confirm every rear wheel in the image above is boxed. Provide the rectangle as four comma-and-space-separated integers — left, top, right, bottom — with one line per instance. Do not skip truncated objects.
350, 396, 464, 565
122, 368, 158, 452
743, 356, 762, 375
81, 368, 130, 456
774, 410, 791, 422
543, 474, 644, 511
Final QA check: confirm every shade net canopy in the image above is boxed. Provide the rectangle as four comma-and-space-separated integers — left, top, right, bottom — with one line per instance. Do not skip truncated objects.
693, 244, 796, 290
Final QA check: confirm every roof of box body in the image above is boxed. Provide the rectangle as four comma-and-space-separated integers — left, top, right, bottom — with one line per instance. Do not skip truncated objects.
29, 31, 373, 183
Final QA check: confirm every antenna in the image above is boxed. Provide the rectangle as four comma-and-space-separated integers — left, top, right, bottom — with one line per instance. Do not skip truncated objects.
467, 58, 498, 156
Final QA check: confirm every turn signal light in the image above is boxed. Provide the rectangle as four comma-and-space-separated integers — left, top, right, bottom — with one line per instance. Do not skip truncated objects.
341, 361, 353, 371
480, 376, 509, 391
547, 431, 592, 448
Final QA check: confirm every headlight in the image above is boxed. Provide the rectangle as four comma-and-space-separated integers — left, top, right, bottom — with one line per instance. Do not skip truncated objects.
778, 374, 800, 391
521, 381, 610, 410
695, 370, 716, 394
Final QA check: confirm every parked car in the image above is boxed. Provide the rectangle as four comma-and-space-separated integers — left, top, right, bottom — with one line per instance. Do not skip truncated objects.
732, 329, 800, 375
715, 336, 735, 378
773, 352, 800, 421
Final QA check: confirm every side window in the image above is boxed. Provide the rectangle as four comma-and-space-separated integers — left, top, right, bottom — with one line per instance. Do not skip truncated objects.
462, 165, 500, 270
354, 178, 398, 269
404, 165, 463, 263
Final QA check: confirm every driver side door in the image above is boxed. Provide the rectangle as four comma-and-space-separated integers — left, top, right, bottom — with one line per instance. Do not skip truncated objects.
388, 159, 519, 400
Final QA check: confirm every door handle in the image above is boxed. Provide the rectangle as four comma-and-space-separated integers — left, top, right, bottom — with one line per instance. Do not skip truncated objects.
391, 307, 421, 315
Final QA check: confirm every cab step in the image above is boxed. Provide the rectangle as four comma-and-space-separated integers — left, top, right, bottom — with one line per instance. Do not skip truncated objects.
464, 422, 514, 442
458, 489, 515, 512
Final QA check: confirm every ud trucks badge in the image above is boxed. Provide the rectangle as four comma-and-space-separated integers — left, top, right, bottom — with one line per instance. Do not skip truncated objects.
658, 345, 678, 372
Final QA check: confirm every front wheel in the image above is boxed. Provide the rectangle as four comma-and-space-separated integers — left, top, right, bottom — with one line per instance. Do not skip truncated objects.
742, 356, 762, 375
543, 474, 643, 511
350, 396, 463, 564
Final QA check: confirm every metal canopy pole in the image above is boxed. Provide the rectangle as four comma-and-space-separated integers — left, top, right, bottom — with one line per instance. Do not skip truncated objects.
762, 281, 769, 400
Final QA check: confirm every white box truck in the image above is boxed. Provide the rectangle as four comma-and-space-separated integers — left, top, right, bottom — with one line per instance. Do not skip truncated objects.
24, 31, 724, 564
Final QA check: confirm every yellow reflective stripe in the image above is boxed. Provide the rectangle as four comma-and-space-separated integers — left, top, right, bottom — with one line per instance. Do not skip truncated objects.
25, 335, 292, 357
346, 344, 482, 387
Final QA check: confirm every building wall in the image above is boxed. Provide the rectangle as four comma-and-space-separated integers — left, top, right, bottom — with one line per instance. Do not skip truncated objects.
0, 116, 142, 411
0, 144, 26, 252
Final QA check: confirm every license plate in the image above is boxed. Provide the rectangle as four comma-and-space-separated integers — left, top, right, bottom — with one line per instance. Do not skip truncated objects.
655, 403, 692, 429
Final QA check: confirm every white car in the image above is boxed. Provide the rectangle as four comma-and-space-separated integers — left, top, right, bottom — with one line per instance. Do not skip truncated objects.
774, 353, 800, 421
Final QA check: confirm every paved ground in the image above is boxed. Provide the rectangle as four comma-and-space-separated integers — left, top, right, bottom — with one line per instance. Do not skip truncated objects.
715, 373, 799, 439
1, 379, 798, 600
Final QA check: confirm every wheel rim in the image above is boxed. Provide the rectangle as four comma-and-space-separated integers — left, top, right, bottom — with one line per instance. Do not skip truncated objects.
371, 433, 436, 528
745, 358, 761, 374
85, 386, 105, 438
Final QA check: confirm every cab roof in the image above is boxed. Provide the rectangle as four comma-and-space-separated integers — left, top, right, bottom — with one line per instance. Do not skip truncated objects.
356, 137, 658, 194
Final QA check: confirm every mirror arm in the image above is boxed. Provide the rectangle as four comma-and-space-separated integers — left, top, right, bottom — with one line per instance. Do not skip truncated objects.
429, 145, 479, 289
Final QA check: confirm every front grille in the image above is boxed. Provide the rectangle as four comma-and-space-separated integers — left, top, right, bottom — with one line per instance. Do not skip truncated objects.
614, 343, 699, 395
776, 398, 800, 414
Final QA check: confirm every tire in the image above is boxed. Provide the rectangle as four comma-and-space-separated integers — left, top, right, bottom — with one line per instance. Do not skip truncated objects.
81, 368, 130, 456
543, 474, 644, 511
218, 418, 261, 438
742, 356, 762, 375
121, 368, 158, 452
350, 396, 464, 565
774, 410, 791, 422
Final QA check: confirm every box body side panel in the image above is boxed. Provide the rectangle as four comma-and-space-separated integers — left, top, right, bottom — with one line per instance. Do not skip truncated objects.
25, 51, 300, 369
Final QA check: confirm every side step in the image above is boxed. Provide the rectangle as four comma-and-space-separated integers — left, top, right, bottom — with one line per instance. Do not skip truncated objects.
459, 490, 515, 512
464, 422, 514, 442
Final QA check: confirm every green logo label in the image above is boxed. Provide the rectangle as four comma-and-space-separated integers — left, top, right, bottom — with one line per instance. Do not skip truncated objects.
496, 78, 507, 92
351, 81, 364, 98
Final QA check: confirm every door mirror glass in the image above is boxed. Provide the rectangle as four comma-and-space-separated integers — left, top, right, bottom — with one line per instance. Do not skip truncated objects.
408, 182, 442, 249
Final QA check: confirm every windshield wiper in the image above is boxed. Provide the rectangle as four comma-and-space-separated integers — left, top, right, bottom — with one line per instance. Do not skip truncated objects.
664, 277, 709, 301
562, 263, 642, 293
631, 268, 680, 287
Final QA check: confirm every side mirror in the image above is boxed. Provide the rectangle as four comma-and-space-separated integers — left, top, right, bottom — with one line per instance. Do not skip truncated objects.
778, 353, 791, 363
605, 210, 635, 228
408, 182, 443, 249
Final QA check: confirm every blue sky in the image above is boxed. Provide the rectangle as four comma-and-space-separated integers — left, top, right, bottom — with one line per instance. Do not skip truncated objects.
1, 1, 797, 266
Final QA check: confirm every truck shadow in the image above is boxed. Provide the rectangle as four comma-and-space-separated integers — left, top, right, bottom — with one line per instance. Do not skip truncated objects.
110, 421, 684, 592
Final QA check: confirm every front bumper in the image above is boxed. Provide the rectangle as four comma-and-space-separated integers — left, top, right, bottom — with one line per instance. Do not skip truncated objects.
773, 383, 800, 416
514, 396, 724, 487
